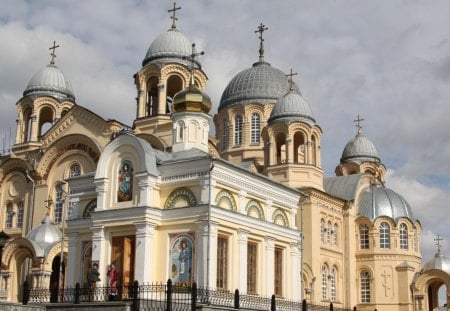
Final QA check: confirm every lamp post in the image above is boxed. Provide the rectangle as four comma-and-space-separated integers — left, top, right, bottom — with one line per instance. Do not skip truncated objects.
0, 230, 11, 275
58, 181, 68, 300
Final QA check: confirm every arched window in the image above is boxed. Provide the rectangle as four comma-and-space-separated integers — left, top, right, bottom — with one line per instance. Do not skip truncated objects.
330, 267, 337, 301
379, 222, 391, 249
55, 183, 64, 223
222, 119, 229, 150
320, 219, 325, 243
5, 202, 14, 228
400, 223, 408, 250
69, 164, 81, 178
360, 271, 371, 303
327, 221, 332, 244
359, 224, 369, 249
332, 223, 338, 246
17, 201, 24, 228
321, 265, 328, 300
234, 114, 243, 145
251, 113, 260, 144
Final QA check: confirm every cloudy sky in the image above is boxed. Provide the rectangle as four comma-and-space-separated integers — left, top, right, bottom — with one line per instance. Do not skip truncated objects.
1, 0, 449, 262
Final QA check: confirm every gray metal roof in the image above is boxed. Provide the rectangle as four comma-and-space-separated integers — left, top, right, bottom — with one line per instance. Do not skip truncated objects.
219, 61, 297, 110
142, 29, 200, 68
340, 132, 380, 164
422, 250, 450, 274
23, 64, 75, 101
324, 174, 365, 201
268, 90, 315, 125
27, 216, 62, 249
357, 181, 414, 221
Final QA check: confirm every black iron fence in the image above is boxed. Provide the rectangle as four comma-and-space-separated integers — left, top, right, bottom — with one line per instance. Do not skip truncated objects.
22, 279, 355, 311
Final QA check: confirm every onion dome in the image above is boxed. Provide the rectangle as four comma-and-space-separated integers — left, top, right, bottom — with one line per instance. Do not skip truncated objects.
219, 61, 298, 110
172, 82, 211, 114
422, 250, 450, 274
357, 181, 414, 221
268, 89, 315, 125
23, 64, 75, 101
142, 29, 200, 68
341, 132, 380, 164
26, 216, 62, 249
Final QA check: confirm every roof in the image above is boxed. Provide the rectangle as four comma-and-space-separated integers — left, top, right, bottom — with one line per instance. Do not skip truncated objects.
268, 89, 315, 125
23, 64, 75, 101
341, 132, 380, 164
324, 174, 365, 201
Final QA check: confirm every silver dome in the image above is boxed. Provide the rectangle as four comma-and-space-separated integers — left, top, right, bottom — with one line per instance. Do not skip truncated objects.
219, 61, 298, 110
23, 64, 75, 101
341, 132, 380, 164
27, 216, 62, 249
357, 181, 414, 221
422, 251, 450, 274
142, 29, 199, 67
268, 89, 315, 125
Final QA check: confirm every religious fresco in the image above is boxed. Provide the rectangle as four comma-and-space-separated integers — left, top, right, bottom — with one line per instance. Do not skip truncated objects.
117, 160, 133, 202
169, 234, 194, 285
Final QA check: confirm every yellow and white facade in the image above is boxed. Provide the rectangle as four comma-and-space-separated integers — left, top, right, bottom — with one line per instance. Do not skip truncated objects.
0, 5, 444, 311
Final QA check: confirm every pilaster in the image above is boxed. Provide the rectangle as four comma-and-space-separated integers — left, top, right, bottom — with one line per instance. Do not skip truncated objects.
134, 221, 156, 283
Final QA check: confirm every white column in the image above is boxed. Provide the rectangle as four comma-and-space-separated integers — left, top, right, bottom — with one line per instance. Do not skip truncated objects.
136, 174, 154, 207
265, 200, 273, 222
238, 229, 249, 293
94, 178, 109, 211
134, 221, 156, 283
265, 237, 275, 296
91, 225, 106, 285
290, 242, 301, 300
66, 232, 79, 287
195, 221, 208, 287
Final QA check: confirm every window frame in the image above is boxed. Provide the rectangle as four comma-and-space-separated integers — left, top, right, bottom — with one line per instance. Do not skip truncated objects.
234, 114, 243, 146
360, 271, 371, 303
247, 242, 258, 294
359, 224, 369, 249
379, 222, 391, 249
217, 235, 228, 289
250, 113, 260, 144
400, 223, 408, 250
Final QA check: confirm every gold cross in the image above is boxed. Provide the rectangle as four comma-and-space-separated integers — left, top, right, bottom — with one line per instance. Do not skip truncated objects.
255, 23, 268, 62
44, 198, 53, 216
286, 69, 298, 91
168, 2, 181, 29
353, 115, 364, 134
49, 41, 60, 65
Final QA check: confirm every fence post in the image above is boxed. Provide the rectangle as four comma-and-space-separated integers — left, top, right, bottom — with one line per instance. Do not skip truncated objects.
302, 299, 307, 311
353, 306, 357, 311
191, 282, 197, 311
74, 283, 80, 304
330, 302, 333, 311
271, 294, 276, 311
166, 279, 172, 311
132, 280, 139, 311
22, 280, 29, 305
234, 289, 240, 309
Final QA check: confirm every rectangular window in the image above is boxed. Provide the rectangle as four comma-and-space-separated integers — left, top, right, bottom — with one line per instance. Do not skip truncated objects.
274, 247, 283, 297
247, 242, 257, 294
217, 236, 228, 289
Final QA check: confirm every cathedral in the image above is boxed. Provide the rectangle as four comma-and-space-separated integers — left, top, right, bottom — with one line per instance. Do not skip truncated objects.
0, 4, 449, 311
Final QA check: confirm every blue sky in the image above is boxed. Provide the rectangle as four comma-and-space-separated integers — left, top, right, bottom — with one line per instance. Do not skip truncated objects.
1, 0, 450, 262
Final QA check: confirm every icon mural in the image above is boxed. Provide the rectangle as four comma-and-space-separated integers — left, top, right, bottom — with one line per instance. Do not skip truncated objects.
118, 160, 133, 202
170, 234, 194, 285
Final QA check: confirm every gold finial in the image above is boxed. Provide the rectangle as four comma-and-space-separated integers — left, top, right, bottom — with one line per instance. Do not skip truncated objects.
255, 23, 268, 62
49, 41, 60, 65
186, 43, 204, 85
168, 2, 181, 30
435, 235, 444, 253
286, 68, 298, 91
353, 115, 364, 134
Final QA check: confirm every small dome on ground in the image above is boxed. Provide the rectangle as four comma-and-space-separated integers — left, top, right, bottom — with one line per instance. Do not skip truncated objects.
27, 216, 62, 249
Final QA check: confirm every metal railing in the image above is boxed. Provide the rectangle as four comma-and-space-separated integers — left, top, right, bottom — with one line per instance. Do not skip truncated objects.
22, 279, 356, 311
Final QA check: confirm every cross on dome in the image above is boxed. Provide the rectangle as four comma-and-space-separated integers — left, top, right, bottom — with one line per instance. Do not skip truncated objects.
168, 2, 181, 30
435, 235, 444, 253
286, 68, 298, 91
49, 40, 60, 65
353, 114, 364, 134
186, 43, 204, 85
255, 23, 268, 62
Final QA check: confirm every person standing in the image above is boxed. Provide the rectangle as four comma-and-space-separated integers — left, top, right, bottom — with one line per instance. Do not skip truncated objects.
88, 263, 100, 301
107, 263, 118, 301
